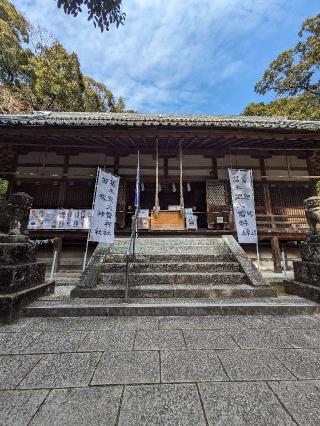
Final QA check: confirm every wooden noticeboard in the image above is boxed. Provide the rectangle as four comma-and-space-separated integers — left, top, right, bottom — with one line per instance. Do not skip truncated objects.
151, 211, 185, 231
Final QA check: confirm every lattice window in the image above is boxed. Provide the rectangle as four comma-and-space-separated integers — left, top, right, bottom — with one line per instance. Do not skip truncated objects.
206, 183, 227, 206
253, 184, 266, 215
270, 185, 315, 216
15, 182, 61, 208
270, 185, 314, 228
64, 181, 94, 209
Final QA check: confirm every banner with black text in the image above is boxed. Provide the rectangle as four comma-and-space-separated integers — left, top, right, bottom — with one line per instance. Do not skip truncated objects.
89, 169, 119, 244
228, 169, 258, 244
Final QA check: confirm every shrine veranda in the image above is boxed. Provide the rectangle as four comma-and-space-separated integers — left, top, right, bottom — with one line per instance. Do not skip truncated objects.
1, 112, 319, 272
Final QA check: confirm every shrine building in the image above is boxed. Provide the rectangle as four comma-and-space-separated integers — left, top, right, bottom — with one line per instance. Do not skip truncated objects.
0, 112, 319, 272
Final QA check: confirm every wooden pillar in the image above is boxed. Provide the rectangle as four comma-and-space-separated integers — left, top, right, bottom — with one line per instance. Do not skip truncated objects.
164, 157, 168, 178
58, 154, 69, 208
7, 148, 18, 197
306, 155, 318, 194
259, 157, 282, 272
271, 236, 282, 273
211, 157, 218, 179
114, 155, 119, 175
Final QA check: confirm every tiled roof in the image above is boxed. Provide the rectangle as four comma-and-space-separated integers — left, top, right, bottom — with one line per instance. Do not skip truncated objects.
0, 111, 320, 131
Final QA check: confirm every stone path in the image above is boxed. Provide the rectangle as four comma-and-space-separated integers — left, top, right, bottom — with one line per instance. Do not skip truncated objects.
1, 314, 320, 425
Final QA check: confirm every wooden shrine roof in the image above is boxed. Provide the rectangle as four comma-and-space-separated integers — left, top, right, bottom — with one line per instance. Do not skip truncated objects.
1, 112, 320, 154
1, 111, 320, 131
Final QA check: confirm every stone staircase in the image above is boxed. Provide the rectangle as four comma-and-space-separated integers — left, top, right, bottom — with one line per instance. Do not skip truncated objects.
71, 236, 276, 299
23, 235, 320, 317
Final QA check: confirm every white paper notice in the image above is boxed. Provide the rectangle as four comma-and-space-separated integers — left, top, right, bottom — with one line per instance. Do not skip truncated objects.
228, 169, 258, 244
28, 209, 92, 230
89, 169, 120, 244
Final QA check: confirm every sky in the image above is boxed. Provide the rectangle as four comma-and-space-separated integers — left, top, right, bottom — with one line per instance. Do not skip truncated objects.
13, 0, 319, 115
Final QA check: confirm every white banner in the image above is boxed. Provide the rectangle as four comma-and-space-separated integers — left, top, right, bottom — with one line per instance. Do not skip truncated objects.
228, 169, 258, 244
89, 169, 119, 244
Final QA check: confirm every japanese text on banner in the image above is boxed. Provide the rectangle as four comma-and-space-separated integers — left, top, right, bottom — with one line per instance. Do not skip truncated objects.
228, 169, 258, 244
89, 169, 119, 244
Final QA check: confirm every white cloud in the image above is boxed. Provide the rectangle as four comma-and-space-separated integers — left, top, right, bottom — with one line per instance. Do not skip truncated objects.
13, 0, 291, 113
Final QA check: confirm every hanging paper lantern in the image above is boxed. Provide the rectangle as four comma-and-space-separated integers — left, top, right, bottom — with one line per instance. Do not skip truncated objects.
187, 182, 191, 192
172, 183, 176, 193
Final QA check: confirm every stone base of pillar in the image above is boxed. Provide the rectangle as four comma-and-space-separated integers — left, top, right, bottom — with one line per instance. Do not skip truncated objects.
284, 259, 320, 303
0, 235, 55, 323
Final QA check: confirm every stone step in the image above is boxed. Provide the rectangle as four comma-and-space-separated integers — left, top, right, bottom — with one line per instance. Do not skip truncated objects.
23, 295, 320, 317
71, 284, 276, 299
110, 248, 232, 255
111, 237, 226, 246
106, 254, 235, 263
52, 272, 82, 278
47, 276, 80, 286
111, 241, 226, 247
2, 280, 55, 323
100, 262, 241, 273
99, 272, 247, 286
285, 280, 320, 303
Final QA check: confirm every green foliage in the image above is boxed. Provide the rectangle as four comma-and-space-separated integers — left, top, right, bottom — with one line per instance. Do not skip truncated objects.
0, 0, 32, 84
83, 76, 115, 112
243, 94, 320, 120
56, 0, 125, 32
244, 14, 320, 121
255, 14, 320, 97
0, 0, 29, 44
0, 1, 125, 113
0, 84, 36, 114
29, 43, 85, 111
0, 179, 8, 198
112, 96, 125, 113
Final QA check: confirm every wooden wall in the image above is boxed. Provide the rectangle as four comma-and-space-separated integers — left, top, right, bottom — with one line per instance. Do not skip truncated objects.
12, 151, 316, 215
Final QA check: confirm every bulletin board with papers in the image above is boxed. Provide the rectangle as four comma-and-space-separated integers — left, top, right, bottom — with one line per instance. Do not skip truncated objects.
28, 209, 92, 230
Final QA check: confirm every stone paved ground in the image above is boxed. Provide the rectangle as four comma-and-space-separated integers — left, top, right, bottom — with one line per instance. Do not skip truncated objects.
1, 314, 320, 425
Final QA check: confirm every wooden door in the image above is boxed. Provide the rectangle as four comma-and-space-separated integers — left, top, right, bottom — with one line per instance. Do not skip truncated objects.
206, 180, 229, 230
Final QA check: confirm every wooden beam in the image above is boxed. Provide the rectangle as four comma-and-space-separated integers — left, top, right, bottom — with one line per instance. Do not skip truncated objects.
184, 137, 199, 149
271, 237, 282, 273
129, 137, 137, 148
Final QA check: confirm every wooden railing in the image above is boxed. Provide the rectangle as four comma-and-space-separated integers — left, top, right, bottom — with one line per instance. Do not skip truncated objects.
256, 214, 308, 231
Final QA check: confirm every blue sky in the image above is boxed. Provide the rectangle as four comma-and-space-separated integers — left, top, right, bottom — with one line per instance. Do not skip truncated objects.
13, 1, 319, 114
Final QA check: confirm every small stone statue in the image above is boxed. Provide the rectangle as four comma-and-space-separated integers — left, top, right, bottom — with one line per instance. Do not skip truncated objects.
0, 192, 33, 237
304, 196, 320, 236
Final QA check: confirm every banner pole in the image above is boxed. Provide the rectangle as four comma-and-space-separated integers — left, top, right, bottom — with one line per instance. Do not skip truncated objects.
282, 247, 287, 279
50, 248, 58, 280
256, 242, 261, 271
82, 167, 100, 272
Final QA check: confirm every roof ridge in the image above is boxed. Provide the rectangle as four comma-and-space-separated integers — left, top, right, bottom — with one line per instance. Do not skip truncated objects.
0, 111, 319, 130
